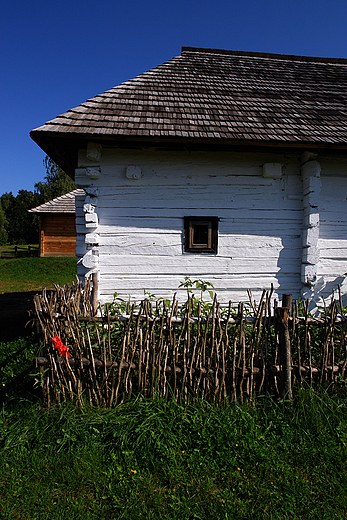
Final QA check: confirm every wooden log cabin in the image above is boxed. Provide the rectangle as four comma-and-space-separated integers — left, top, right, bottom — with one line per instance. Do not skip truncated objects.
30, 47, 347, 306
29, 189, 84, 257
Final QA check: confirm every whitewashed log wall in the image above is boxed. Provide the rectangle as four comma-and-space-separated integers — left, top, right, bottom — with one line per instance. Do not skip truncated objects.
317, 157, 347, 302
74, 147, 347, 307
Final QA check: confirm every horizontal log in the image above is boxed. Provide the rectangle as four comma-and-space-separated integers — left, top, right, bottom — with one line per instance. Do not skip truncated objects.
35, 357, 344, 377
98, 273, 295, 289
95, 254, 301, 276
76, 218, 303, 237
67, 313, 347, 326
35, 356, 253, 374
36, 306, 346, 326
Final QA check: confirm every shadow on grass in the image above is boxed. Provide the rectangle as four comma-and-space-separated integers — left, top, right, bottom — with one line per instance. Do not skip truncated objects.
0, 291, 38, 342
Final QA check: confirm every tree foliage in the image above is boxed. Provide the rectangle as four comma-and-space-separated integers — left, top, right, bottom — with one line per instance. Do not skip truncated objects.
1, 157, 76, 245
1, 190, 40, 244
0, 199, 8, 245
34, 156, 76, 203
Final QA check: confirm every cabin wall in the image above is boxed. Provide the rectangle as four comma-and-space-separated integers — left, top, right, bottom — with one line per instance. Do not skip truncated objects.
40, 214, 77, 257
317, 157, 347, 302
75, 148, 306, 305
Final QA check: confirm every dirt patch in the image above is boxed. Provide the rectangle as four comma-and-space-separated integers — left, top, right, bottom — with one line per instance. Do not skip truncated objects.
0, 292, 38, 343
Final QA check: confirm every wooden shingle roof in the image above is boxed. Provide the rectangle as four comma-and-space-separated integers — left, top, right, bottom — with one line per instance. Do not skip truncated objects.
28, 189, 84, 214
31, 47, 347, 175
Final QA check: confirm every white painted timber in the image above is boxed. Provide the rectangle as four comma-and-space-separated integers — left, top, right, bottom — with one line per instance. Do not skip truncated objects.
85, 213, 98, 227
86, 142, 102, 162
78, 233, 300, 259
97, 273, 302, 307
84, 196, 98, 207
126, 165, 142, 180
301, 158, 321, 288
74, 148, 311, 305
81, 249, 99, 269
316, 169, 347, 301
75, 217, 302, 235
86, 167, 101, 180
262, 163, 282, 178
85, 233, 99, 245
84, 186, 99, 197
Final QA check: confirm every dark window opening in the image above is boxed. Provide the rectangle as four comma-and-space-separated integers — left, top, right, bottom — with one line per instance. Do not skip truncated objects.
184, 216, 218, 253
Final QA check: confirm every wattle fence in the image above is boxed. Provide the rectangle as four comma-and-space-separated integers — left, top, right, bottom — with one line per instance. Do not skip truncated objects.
33, 280, 347, 407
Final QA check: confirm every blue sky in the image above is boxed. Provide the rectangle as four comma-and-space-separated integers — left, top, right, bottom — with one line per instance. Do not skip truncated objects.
2, 0, 347, 195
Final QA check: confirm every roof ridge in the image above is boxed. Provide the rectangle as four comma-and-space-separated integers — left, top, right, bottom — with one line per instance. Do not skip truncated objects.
181, 46, 347, 65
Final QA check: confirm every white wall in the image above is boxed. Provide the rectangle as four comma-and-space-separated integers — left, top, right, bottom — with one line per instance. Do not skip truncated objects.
317, 156, 347, 303
75, 148, 304, 306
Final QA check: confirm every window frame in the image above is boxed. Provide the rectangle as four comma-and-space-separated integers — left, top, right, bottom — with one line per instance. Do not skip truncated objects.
184, 216, 219, 254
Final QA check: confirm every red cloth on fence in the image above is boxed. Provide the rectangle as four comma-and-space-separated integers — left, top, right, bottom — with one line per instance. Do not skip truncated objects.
51, 337, 71, 358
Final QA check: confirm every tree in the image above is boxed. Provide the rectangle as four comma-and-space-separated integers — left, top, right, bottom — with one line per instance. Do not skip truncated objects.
0, 157, 75, 245
0, 192, 15, 245
0, 199, 8, 245
1, 192, 15, 214
34, 156, 76, 203
1, 190, 40, 244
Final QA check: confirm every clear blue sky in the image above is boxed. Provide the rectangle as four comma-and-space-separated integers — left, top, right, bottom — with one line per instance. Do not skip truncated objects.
2, 0, 347, 195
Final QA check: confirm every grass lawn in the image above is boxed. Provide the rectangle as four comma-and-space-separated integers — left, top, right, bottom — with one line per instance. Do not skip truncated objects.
0, 257, 77, 292
0, 388, 346, 519
1, 334, 347, 519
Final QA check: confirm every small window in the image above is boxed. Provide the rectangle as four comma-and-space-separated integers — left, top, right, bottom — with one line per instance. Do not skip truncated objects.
184, 217, 218, 253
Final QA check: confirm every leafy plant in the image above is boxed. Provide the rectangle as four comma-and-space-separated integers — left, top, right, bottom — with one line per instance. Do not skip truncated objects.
178, 276, 216, 314
179, 276, 215, 300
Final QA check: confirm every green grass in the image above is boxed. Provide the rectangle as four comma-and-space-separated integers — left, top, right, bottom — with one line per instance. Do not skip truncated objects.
0, 257, 77, 292
0, 391, 346, 519
1, 334, 347, 520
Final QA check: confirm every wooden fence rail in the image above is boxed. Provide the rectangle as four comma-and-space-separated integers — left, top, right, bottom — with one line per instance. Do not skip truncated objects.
33, 281, 347, 407
0, 244, 39, 259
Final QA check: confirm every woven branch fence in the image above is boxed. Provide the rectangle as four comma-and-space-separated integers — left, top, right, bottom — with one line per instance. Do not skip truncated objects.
33, 281, 347, 407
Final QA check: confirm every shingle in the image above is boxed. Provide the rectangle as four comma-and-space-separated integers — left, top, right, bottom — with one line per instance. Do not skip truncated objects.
31, 47, 347, 150
29, 189, 84, 214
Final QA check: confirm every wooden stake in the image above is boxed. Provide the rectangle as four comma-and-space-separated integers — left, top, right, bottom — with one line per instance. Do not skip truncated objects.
276, 294, 293, 401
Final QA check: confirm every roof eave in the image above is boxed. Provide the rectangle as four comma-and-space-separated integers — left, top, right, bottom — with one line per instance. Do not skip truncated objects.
30, 128, 347, 178
30, 130, 79, 179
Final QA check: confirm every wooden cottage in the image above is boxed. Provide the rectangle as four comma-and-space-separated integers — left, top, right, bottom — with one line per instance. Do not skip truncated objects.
30, 47, 347, 306
29, 189, 84, 257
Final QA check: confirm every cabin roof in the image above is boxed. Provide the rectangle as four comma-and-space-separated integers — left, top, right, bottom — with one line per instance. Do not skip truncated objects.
28, 189, 84, 214
31, 47, 347, 175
